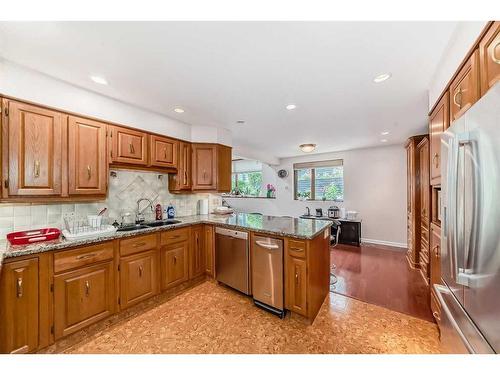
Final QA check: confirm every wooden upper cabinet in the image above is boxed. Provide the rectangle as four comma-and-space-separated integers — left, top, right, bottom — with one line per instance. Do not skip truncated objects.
3, 99, 66, 196
192, 144, 217, 190
449, 50, 480, 122
0, 258, 39, 354
149, 134, 178, 169
418, 138, 430, 224
169, 141, 192, 192
429, 93, 449, 186
68, 116, 107, 195
479, 21, 500, 96
109, 125, 147, 166
191, 143, 232, 192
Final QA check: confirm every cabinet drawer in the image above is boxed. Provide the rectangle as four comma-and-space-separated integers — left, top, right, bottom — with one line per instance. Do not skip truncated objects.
119, 233, 157, 257
54, 242, 114, 274
160, 227, 189, 245
287, 239, 306, 258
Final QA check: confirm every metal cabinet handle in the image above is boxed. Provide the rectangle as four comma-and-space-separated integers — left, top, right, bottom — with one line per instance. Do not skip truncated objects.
139, 265, 144, 278
133, 242, 147, 248
129, 143, 135, 154
173, 256, 177, 264
34, 160, 40, 178
76, 252, 97, 260
255, 240, 279, 250
295, 272, 299, 284
432, 153, 439, 168
492, 41, 500, 64
453, 88, 463, 109
432, 245, 440, 258
164, 148, 168, 160
85, 280, 91, 296
16, 277, 23, 298
184, 171, 188, 185
87, 165, 92, 180
432, 311, 440, 320
290, 247, 304, 252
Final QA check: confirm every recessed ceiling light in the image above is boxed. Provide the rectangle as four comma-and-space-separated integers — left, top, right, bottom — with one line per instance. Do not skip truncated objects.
90, 75, 108, 85
299, 143, 316, 153
173, 108, 185, 114
373, 73, 392, 83
286, 104, 297, 110
381, 131, 390, 135
380, 139, 388, 143
236, 120, 245, 124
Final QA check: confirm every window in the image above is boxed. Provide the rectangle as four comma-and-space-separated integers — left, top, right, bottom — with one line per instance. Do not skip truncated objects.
294, 159, 344, 201
230, 160, 263, 197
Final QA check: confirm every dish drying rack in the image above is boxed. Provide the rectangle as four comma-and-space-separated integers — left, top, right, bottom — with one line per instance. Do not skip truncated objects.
62, 213, 117, 241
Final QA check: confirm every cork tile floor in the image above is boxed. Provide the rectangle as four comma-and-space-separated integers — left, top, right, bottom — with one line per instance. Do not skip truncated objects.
60, 281, 441, 354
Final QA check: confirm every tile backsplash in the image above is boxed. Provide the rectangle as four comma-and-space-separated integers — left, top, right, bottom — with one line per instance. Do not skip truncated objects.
0, 169, 224, 241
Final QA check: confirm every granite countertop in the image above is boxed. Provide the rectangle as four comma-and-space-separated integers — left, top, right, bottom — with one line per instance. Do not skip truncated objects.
0, 213, 332, 267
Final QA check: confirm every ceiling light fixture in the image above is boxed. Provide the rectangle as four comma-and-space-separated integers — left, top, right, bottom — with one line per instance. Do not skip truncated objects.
381, 131, 390, 135
173, 108, 185, 113
299, 143, 316, 153
373, 73, 392, 83
286, 104, 297, 110
90, 75, 108, 85
380, 139, 388, 143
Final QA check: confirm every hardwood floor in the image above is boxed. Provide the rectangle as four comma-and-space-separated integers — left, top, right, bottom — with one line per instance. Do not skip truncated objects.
330, 243, 433, 322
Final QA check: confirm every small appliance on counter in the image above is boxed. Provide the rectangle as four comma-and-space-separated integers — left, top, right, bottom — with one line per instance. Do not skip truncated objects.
327, 206, 340, 219
7, 228, 61, 245
315, 208, 323, 217
212, 206, 234, 215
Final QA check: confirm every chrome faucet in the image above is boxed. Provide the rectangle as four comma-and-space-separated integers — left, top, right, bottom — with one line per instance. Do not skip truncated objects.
305, 206, 311, 216
136, 198, 154, 223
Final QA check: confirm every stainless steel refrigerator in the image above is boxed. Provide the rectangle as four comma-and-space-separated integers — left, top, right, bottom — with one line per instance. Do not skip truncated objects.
435, 83, 500, 354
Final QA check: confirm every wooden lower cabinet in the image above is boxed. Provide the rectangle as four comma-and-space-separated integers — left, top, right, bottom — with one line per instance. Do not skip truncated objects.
204, 225, 215, 277
430, 223, 442, 323
286, 256, 307, 315
189, 225, 205, 279
54, 261, 116, 339
160, 241, 189, 290
0, 257, 39, 353
119, 250, 159, 309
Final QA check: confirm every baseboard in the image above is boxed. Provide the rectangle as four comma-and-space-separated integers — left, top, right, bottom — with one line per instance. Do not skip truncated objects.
361, 238, 407, 249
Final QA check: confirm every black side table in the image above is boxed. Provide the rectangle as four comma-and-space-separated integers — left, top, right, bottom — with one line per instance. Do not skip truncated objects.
338, 219, 361, 247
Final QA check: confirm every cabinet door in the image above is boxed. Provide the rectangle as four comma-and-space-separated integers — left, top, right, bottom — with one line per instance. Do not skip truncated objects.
180, 142, 192, 189
5, 100, 65, 196
189, 225, 205, 279
449, 50, 480, 122
216, 145, 232, 192
120, 250, 159, 309
192, 144, 217, 190
430, 224, 441, 287
479, 21, 500, 96
149, 134, 178, 169
68, 116, 107, 195
419, 139, 430, 224
54, 261, 115, 339
286, 256, 307, 315
0, 258, 39, 354
204, 225, 214, 276
429, 93, 449, 185
160, 241, 189, 290
109, 125, 147, 165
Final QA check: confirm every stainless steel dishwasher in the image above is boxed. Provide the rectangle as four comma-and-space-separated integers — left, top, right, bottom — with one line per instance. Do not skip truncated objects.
215, 227, 250, 295
251, 235, 285, 318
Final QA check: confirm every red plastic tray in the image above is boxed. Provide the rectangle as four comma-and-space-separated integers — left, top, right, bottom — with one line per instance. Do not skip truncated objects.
7, 228, 61, 245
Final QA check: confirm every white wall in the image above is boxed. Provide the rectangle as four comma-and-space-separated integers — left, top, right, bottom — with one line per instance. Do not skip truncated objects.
190, 125, 232, 146
0, 59, 192, 140
225, 144, 408, 247
428, 21, 487, 109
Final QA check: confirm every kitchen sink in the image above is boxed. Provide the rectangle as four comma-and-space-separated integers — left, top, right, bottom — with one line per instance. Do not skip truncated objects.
144, 219, 182, 227
116, 224, 150, 232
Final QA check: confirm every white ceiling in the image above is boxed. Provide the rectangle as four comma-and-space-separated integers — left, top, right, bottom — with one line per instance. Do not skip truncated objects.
0, 21, 458, 158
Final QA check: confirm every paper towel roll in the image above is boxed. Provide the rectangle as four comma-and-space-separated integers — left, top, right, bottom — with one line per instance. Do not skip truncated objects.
198, 199, 209, 215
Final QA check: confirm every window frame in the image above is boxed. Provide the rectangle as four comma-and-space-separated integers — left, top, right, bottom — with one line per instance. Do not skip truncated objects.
231, 170, 263, 197
293, 160, 344, 202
